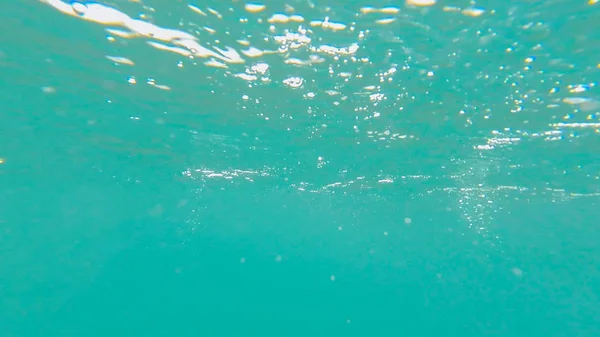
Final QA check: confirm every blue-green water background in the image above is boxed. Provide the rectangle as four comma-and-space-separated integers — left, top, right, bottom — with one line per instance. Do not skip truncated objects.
1, 0, 600, 336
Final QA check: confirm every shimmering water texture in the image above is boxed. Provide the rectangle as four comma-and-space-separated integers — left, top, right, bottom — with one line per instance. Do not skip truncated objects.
38, 0, 600, 243
0, 1, 595, 335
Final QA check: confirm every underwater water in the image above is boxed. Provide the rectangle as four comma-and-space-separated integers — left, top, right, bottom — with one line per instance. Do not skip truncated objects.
1, 0, 599, 336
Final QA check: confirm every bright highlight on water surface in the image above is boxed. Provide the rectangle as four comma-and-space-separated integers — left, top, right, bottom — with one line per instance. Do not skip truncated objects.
38, 0, 600, 177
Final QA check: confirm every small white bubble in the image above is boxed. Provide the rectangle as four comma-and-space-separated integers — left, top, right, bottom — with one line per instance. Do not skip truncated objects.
252, 62, 269, 74
337, 226, 343, 231
512, 267, 523, 277
383, 231, 388, 236
41, 86, 56, 94
240, 257, 246, 264
245, 3, 266, 13
283, 76, 303, 88
404, 217, 412, 225
330, 275, 336, 281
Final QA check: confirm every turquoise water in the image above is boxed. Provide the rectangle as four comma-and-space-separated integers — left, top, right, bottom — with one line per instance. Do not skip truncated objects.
1, 0, 600, 336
